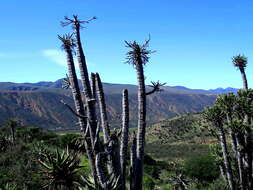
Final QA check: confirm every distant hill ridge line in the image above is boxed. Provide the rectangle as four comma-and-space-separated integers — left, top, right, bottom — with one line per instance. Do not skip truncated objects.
0, 78, 217, 130
0, 79, 238, 94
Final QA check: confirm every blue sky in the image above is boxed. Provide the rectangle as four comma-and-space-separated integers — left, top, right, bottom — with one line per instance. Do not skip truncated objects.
1, 0, 253, 89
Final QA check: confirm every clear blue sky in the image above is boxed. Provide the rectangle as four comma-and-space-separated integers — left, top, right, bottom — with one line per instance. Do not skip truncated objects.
1, 0, 253, 89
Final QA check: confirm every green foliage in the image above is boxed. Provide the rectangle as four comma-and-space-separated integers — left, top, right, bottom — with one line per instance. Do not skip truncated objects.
51, 133, 80, 149
188, 179, 228, 190
159, 184, 173, 190
145, 113, 213, 163
0, 125, 87, 189
0, 135, 11, 152
16, 127, 57, 143
0, 143, 43, 189
38, 149, 90, 190
0, 184, 17, 190
146, 114, 208, 144
183, 154, 219, 184
209, 143, 223, 164
143, 174, 156, 190
0, 113, 227, 189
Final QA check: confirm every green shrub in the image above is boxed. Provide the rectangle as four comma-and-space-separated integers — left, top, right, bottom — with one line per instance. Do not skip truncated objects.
16, 127, 57, 143
46, 133, 80, 148
188, 179, 228, 190
159, 184, 173, 190
184, 154, 219, 184
143, 174, 155, 190
0, 144, 43, 189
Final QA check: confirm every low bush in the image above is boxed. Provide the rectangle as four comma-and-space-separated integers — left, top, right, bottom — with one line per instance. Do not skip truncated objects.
183, 154, 219, 184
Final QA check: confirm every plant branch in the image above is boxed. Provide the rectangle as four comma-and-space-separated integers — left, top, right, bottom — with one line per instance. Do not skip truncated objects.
146, 81, 166, 95
60, 100, 87, 119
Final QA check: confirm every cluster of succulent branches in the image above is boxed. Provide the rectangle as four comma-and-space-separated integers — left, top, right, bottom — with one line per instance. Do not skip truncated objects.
233, 54, 253, 189
58, 15, 163, 190
203, 54, 253, 190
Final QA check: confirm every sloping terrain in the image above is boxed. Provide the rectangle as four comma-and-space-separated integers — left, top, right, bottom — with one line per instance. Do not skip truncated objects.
0, 91, 76, 130
0, 80, 217, 130
145, 114, 214, 161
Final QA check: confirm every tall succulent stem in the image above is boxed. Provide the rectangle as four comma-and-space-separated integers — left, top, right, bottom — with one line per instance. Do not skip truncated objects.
70, 16, 97, 144
74, 24, 93, 99
64, 41, 85, 130
120, 89, 129, 190
59, 35, 98, 183
134, 60, 146, 190
239, 68, 248, 90
218, 126, 235, 190
91, 72, 97, 99
95, 73, 110, 143
125, 39, 153, 190
130, 134, 137, 190
239, 67, 252, 188
96, 153, 110, 190
95, 72, 114, 174
232, 55, 252, 188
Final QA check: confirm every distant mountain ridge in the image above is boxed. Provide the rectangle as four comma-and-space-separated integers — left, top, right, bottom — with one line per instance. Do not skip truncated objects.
0, 79, 222, 130
0, 79, 238, 94
170, 86, 238, 94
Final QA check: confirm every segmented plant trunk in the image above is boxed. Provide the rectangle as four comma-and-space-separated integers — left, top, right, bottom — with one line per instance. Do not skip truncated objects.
226, 113, 243, 188
245, 127, 252, 189
95, 153, 109, 190
239, 68, 252, 189
239, 68, 248, 90
65, 46, 85, 130
74, 25, 97, 144
219, 163, 227, 182
95, 72, 116, 174
91, 72, 96, 99
120, 89, 129, 190
235, 134, 246, 189
130, 134, 137, 190
84, 138, 98, 186
134, 60, 146, 190
75, 26, 93, 99
95, 73, 110, 143
218, 126, 235, 190
63, 44, 98, 183
109, 139, 121, 178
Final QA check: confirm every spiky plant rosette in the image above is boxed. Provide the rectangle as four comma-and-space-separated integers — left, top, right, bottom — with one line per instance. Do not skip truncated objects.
61, 15, 96, 30
232, 54, 247, 68
58, 33, 76, 53
125, 37, 155, 66
38, 149, 90, 189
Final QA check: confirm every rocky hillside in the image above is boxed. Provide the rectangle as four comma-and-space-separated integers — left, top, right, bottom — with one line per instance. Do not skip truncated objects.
0, 80, 217, 131
145, 113, 214, 161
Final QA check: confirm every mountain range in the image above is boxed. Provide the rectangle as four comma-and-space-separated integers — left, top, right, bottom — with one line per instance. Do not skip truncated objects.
0, 79, 238, 94
0, 79, 236, 131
